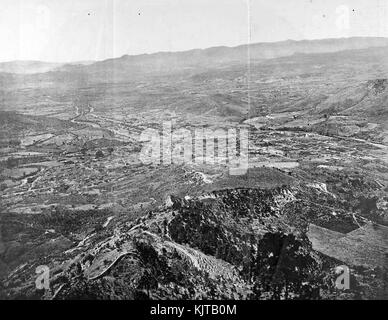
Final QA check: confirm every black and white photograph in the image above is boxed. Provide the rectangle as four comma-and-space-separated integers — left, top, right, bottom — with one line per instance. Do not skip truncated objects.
0, 0, 387, 303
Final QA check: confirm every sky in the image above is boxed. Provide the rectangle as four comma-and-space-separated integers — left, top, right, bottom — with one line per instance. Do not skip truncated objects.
0, 0, 387, 62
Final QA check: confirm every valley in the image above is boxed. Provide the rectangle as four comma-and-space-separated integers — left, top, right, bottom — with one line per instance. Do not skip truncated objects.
0, 38, 387, 299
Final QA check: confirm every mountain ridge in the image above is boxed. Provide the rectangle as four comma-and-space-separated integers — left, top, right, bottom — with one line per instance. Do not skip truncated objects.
2, 37, 388, 76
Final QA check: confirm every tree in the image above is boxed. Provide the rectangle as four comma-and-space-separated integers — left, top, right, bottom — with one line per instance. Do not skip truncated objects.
95, 150, 104, 158
253, 232, 323, 300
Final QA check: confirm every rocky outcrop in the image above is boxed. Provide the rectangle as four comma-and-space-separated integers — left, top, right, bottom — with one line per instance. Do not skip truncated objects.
2, 183, 384, 300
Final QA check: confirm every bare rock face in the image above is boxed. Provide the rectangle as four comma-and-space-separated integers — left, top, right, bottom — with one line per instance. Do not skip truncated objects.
164, 195, 186, 210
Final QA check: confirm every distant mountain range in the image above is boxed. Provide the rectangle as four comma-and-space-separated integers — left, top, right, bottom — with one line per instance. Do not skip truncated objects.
1, 37, 388, 83
58, 37, 388, 75
0, 60, 94, 74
